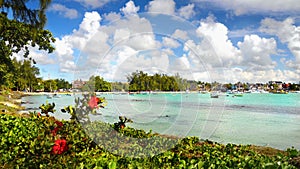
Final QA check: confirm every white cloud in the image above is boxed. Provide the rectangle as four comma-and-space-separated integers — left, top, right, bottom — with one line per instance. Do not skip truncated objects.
120, 0, 140, 16
178, 4, 195, 19
228, 28, 258, 38
146, 0, 176, 15
82, 31, 110, 65
195, 15, 242, 67
12, 46, 56, 65
49, 4, 78, 19
108, 15, 154, 36
30, 51, 56, 65
108, 48, 171, 81
54, 37, 74, 60
78, 11, 101, 34
103, 12, 121, 23
52, 11, 163, 79
193, 0, 300, 16
126, 34, 160, 51
108, 15, 160, 50
74, 0, 116, 9
47, 6, 299, 83
172, 54, 190, 71
260, 17, 300, 64
60, 60, 76, 73
113, 28, 131, 44
172, 29, 189, 41
53, 11, 102, 73
223, 68, 300, 83
237, 34, 277, 70
162, 37, 180, 48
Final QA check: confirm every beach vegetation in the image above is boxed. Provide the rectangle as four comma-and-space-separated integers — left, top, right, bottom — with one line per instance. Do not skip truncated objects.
0, 112, 299, 168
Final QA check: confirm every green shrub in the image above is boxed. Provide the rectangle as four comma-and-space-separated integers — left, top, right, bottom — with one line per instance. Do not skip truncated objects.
0, 113, 299, 168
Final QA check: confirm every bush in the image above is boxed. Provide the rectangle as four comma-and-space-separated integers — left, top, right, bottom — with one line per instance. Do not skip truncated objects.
0, 113, 299, 168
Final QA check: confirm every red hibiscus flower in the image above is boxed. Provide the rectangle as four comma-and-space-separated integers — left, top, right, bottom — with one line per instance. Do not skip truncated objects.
51, 120, 64, 136
52, 139, 68, 155
55, 121, 64, 127
88, 96, 99, 109
51, 127, 59, 136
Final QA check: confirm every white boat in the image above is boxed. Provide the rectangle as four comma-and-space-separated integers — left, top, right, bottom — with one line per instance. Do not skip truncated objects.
260, 90, 269, 93
46, 94, 53, 99
210, 91, 219, 98
250, 90, 260, 94
199, 91, 209, 94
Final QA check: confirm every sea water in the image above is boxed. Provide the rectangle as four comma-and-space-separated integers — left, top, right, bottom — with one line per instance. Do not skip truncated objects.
21, 92, 300, 150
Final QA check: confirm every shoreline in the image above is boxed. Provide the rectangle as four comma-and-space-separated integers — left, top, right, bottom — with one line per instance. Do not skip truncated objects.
0, 91, 25, 115
1, 92, 300, 167
3, 91, 300, 151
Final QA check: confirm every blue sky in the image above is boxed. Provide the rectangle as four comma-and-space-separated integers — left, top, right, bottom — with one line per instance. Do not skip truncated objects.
17, 0, 300, 83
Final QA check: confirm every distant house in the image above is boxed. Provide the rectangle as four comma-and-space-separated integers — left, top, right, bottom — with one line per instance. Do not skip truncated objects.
72, 79, 86, 89
268, 81, 283, 89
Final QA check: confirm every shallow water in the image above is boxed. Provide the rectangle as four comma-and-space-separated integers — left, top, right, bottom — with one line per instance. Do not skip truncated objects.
21, 92, 300, 150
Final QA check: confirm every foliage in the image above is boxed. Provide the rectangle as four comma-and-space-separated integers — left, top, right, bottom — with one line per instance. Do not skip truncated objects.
39, 102, 55, 117
127, 71, 180, 91
113, 116, 133, 130
61, 93, 106, 123
0, 12, 55, 60
0, 0, 52, 28
43, 79, 57, 92
55, 78, 72, 90
11, 59, 40, 91
127, 71, 208, 92
111, 81, 129, 92
0, 113, 299, 168
0, 0, 55, 90
81, 76, 112, 92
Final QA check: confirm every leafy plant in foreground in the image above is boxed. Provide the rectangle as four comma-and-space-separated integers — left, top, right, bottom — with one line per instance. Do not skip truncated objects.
39, 102, 55, 117
71, 93, 106, 124
0, 113, 299, 168
113, 116, 133, 130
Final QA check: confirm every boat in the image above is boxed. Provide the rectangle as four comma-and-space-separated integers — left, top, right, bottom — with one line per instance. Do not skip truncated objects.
210, 91, 219, 98
53, 93, 61, 98
272, 90, 288, 94
46, 94, 53, 99
259, 90, 269, 93
234, 93, 243, 97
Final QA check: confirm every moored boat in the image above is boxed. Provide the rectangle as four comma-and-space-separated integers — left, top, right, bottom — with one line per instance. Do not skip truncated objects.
272, 90, 288, 94
210, 91, 219, 98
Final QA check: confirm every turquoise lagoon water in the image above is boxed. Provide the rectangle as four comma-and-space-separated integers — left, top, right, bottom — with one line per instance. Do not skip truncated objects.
21, 92, 300, 150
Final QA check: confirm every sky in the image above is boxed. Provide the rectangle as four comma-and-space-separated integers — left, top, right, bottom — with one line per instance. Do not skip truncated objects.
15, 0, 300, 83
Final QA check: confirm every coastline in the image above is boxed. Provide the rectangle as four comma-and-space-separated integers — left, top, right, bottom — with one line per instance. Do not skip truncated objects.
1, 91, 300, 167
0, 91, 25, 116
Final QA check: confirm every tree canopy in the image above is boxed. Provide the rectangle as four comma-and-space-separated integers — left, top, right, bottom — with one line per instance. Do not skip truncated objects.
0, 0, 55, 89
0, 0, 51, 28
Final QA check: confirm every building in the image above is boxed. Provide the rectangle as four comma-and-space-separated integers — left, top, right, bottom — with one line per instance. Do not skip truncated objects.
268, 81, 283, 90
72, 79, 86, 89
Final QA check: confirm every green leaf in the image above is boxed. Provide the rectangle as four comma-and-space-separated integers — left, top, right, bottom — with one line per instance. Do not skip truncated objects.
108, 161, 117, 169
